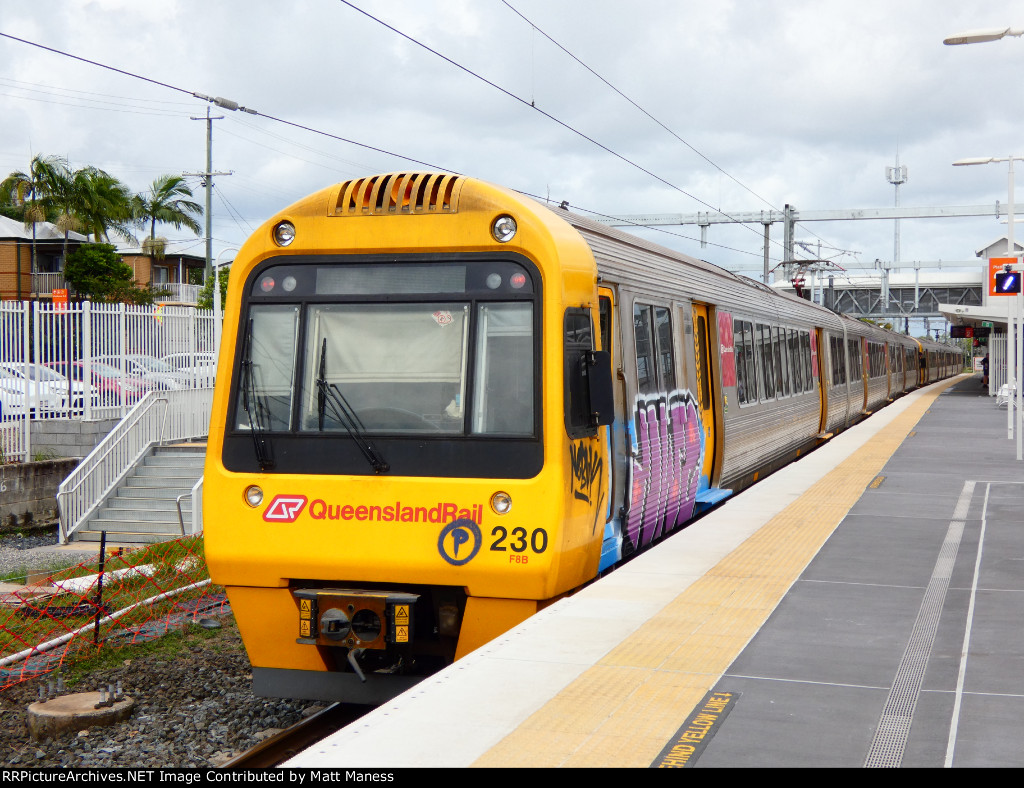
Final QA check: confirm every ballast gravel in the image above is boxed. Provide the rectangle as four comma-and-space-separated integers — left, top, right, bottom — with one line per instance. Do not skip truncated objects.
0, 528, 324, 768
1, 621, 324, 768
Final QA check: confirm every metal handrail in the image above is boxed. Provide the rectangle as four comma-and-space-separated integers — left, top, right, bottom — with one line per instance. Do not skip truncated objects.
175, 493, 189, 537
174, 475, 204, 537
57, 388, 213, 543
57, 393, 164, 543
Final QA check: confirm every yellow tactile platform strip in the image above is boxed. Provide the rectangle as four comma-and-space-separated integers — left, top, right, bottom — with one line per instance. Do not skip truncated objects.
474, 379, 959, 768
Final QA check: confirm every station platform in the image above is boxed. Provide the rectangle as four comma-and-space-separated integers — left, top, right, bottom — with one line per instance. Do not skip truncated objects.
286, 373, 1024, 768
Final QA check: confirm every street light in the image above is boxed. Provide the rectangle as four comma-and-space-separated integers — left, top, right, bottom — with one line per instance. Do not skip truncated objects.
954, 157, 1024, 459
213, 247, 238, 362
944, 27, 1024, 45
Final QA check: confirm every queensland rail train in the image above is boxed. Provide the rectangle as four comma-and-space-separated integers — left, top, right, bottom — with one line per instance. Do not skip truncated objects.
203, 172, 963, 703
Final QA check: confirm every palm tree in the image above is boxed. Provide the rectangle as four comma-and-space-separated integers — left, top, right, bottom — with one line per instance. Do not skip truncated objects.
74, 167, 137, 245
134, 175, 202, 259
47, 165, 93, 262
0, 154, 69, 273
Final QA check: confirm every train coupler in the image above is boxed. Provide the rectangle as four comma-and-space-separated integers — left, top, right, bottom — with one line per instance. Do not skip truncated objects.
294, 588, 419, 651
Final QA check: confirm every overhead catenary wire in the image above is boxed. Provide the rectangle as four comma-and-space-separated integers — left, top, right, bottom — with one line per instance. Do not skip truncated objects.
497, 0, 839, 258
333, 0, 792, 255
0, 26, 812, 266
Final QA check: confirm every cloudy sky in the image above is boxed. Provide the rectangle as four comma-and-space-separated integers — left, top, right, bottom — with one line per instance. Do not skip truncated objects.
3, 0, 1024, 282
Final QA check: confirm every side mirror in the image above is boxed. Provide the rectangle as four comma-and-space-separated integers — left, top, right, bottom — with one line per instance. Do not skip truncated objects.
584, 350, 614, 428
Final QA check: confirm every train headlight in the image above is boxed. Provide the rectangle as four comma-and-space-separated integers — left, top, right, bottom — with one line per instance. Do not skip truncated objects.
273, 221, 296, 247
490, 491, 512, 515
491, 215, 517, 243
244, 485, 264, 507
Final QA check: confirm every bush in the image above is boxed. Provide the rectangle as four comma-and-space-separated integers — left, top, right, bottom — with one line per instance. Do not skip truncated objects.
64, 244, 155, 304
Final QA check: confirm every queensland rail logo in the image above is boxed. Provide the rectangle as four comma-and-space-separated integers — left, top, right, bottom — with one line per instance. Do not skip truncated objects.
262, 495, 308, 522
437, 518, 482, 566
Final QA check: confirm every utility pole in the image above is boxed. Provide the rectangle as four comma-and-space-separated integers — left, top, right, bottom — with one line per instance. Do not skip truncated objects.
885, 155, 908, 314
187, 94, 257, 280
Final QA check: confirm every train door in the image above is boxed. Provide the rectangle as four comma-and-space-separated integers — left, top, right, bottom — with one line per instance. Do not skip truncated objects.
885, 342, 893, 400
598, 287, 626, 513
692, 303, 717, 486
597, 286, 627, 570
814, 328, 829, 434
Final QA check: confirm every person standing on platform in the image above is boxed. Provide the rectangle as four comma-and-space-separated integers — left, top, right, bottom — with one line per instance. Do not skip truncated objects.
982, 353, 989, 387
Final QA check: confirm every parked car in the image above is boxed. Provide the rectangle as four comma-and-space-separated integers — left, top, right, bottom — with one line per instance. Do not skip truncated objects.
160, 352, 217, 387
0, 369, 28, 420
0, 362, 88, 414
92, 354, 188, 391
45, 360, 158, 407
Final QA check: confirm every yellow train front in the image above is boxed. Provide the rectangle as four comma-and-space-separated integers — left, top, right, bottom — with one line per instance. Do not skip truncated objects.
204, 173, 614, 702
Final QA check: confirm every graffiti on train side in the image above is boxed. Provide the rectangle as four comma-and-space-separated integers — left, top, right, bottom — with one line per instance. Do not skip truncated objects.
626, 389, 704, 550
570, 440, 604, 505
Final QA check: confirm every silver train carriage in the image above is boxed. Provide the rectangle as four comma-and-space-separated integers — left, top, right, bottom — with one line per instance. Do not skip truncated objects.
560, 210, 962, 569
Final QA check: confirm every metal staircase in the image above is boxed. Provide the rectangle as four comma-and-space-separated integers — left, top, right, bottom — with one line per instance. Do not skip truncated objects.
68, 445, 205, 544
58, 389, 213, 545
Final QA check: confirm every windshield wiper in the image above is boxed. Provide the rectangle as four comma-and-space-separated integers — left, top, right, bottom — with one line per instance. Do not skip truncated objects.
240, 318, 275, 470
316, 338, 389, 474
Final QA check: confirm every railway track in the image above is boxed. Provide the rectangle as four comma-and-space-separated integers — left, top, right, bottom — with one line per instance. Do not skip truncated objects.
222, 702, 369, 768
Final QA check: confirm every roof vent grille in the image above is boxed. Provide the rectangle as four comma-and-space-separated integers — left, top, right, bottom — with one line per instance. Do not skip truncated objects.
333, 173, 463, 217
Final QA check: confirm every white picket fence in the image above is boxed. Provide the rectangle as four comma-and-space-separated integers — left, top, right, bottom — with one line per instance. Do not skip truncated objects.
0, 300, 217, 463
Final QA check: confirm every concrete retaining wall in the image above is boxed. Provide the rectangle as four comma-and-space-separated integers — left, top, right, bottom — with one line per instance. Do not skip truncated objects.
30, 418, 120, 460
1, 458, 79, 531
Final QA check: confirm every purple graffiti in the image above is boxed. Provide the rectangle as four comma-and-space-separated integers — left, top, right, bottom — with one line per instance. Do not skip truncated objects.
625, 389, 704, 550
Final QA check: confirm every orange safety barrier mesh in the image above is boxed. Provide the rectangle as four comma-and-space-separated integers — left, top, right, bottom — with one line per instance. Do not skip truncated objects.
0, 536, 228, 691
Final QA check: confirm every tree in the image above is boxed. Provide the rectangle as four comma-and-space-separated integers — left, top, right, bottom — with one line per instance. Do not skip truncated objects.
134, 175, 203, 259
74, 168, 137, 245
63, 243, 155, 304
47, 165, 95, 261
196, 264, 230, 311
0, 154, 70, 272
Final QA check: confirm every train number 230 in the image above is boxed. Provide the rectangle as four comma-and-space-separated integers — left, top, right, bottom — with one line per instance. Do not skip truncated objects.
490, 526, 548, 559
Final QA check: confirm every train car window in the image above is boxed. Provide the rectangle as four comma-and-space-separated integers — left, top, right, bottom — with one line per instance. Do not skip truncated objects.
655, 307, 676, 391
830, 336, 846, 385
599, 296, 612, 357
234, 304, 299, 432
564, 308, 597, 439
732, 319, 748, 405
733, 318, 759, 406
598, 295, 615, 387
745, 322, 759, 402
848, 339, 862, 380
758, 323, 776, 399
634, 304, 656, 394
695, 314, 711, 410
775, 327, 789, 397
739, 320, 759, 405
472, 303, 535, 435
634, 303, 675, 394
788, 329, 802, 393
298, 303, 470, 434
801, 331, 813, 391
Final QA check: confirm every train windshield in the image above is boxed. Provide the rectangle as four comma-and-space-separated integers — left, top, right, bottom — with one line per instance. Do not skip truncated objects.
233, 260, 536, 440
301, 303, 471, 434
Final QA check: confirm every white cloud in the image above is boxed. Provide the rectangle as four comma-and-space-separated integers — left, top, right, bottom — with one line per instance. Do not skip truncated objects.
3, 0, 1024, 270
